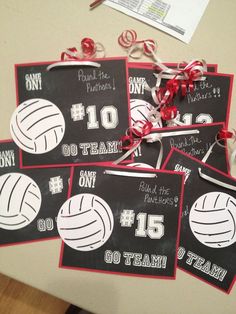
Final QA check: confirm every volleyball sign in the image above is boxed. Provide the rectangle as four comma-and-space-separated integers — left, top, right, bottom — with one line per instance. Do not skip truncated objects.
0, 172, 41, 230
163, 148, 236, 293
189, 192, 236, 249
15, 58, 130, 168
57, 193, 114, 251
59, 164, 184, 279
10, 98, 65, 154
0, 140, 70, 246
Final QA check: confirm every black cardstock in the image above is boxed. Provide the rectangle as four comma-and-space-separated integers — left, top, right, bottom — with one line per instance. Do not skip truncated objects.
128, 64, 233, 128
0, 140, 70, 246
132, 122, 229, 173
15, 58, 130, 168
60, 165, 184, 279
163, 148, 236, 293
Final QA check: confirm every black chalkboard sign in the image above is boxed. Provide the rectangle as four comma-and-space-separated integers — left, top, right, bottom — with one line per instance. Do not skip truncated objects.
131, 122, 229, 173
0, 140, 70, 246
128, 64, 233, 128
59, 165, 184, 279
163, 148, 236, 293
14, 58, 130, 168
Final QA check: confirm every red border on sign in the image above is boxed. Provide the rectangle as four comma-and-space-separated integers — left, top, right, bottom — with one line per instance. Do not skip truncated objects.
58, 163, 185, 280
14, 57, 132, 169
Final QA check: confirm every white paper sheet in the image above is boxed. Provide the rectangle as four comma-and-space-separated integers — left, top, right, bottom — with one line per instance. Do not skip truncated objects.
104, 0, 209, 43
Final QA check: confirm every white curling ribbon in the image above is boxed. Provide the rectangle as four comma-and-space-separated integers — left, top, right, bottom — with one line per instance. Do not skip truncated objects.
201, 141, 218, 164
104, 169, 157, 178
113, 140, 141, 165
201, 136, 236, 171
127, 40, 158, 60
143, 129, 200, 143
82, 42, 106, 58
64, 48, 79, 59
94, 42, 106, 58
154, 138, 163, 169
128, 43, 145, 59
148, 108, 162, 123
143, 44, 207, 82
113, 138, 163, 169
144, 83, 161, 107
198, 168, 236, 191
178, 59, 207, 77
146, 107, 188, 127
144, 41, 178, 74
153, 59, 207, 82
47, 60, 101, 71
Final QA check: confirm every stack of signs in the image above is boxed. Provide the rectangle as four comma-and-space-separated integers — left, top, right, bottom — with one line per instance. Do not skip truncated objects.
0, 56, 235, 292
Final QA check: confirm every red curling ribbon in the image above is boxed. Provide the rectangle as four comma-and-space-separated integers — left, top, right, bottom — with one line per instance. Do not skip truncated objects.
156, 88, 173, 106
166, 79, 179, 96
81, 37, 96, 57
180, 80, 187, 96
147, 60, 206, 120
160, 106, 177, 121
218, 129, 235, 140
131, 120, 153, 137
182, 60, 206, 81
61, 37, 105, 61
143, 40, 156, 55
118, 30, 157, 58
118, 30, 137, 48
120, 135, 135, 150
61, 47, 79, 60
120, 120, 153, 150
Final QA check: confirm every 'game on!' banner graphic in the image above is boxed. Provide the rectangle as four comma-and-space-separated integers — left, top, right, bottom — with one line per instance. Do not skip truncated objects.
59, 165, 184, 279
13, 58, 130, 168
0, 140, 70, 246
162, 148, 236, 293
128, 63, 233, 128
130, 122, 229, 174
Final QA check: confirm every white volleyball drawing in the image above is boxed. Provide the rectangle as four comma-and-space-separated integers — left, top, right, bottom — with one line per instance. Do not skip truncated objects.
189, 192, 236, 248
10, 98, 65, 154
57, 193, 114, 251
127, 162, 154, 169
130, 99, 162, 128
0, 173, 42, 230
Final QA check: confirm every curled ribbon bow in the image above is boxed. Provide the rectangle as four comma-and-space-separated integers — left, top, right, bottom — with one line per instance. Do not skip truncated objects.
145, 59, 207, 126
61, 37, 105, 60
217, 128, 236, 142
115, 120, 154, 164
47, 38, 105, 71
118, 30, 157, 59
116, 120, 199, 169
